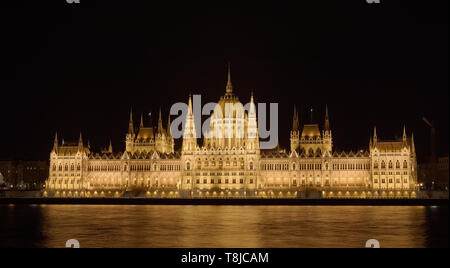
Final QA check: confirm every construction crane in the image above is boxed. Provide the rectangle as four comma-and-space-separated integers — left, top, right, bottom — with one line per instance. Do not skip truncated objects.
422, 116, 436, 163
422, 116, 437, 190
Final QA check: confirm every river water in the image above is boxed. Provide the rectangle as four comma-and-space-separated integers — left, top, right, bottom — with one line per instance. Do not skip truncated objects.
0, 205, 447, 248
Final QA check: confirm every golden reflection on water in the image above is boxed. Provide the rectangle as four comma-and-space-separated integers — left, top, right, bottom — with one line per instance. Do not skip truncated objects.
1, 205, 447, 248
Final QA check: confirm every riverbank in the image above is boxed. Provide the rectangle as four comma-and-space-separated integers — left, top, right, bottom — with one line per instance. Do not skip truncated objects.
0, 197, 447, 206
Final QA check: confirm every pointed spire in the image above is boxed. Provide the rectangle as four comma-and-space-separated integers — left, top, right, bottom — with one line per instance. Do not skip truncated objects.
53, 132, 58, 151
411, 132, 416, 154
292, 106, 299, 132
184, 94, 197, 140
373, 126, 378, 146
402, 125, 408, 147
324, 105, 330, 131
108, 139, 113, 153
87, 140, 91, 149
78, 132, 83, 149
226, 62, 233, 94
158, 108, 163, 134
167, 115, 172, 137
128, 108, 134, 135
140, 114, 144, 128
188, 94, 193, 115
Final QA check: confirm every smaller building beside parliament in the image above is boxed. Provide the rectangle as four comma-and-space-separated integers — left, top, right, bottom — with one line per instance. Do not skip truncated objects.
44, 68, 418, 199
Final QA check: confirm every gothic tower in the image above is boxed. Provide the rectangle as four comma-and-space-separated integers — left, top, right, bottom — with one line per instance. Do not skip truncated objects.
290, 106, 300, 153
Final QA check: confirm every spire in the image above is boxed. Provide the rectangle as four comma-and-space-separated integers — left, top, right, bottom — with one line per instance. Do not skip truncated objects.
226, 62, 233, 94
324, 105, 330, 131
140, 114, 144, 128
248, 92, 258, 139
87, 140, 91, 149
411, 132, 416, 154
167, 115, 172, 137
184, 94, 197, 139
373, 126, 378, 146
292, 106, 299, 132
78, 132, 83, 150
402, 125, 407, 147
188, 93, 193, 115
158, 108, 163, 134
249, 92, 256, 117
108, 139, 113, 153
53, 132, 58, 151
128, 108, 134, 135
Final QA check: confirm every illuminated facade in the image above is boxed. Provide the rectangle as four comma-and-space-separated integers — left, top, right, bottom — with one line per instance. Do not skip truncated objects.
44, 69, 418, 198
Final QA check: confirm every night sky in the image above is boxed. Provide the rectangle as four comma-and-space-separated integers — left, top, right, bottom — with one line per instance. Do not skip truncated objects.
0, 0, 448, 162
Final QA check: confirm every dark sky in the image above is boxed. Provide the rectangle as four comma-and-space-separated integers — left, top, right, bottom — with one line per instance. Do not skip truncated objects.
0, 0, 448, 162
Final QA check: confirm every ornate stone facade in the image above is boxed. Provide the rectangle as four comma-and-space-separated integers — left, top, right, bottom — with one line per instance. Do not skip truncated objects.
44, 68, 418, 198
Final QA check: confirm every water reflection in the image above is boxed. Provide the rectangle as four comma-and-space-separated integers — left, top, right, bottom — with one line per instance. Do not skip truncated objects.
0, 205, 448, 248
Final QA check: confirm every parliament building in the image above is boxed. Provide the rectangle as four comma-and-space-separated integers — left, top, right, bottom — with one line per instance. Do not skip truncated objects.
44, 68, 418, 199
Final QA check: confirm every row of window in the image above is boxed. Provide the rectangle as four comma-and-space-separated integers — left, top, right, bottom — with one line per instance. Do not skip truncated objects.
195, 172, 245, 176
188, 178, 254, 185
262, 163, 371, 171
373, 160, 408, 169
374, 171, 408, 175
53, 164, 81, 172
374, 178, 408, 184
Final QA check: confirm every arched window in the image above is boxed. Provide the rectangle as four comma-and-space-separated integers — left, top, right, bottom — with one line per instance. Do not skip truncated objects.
396, 161, 400, 169
388, 161, 393, 169
52, 165, 56, 171
381, 161, 386, 169
403, 160, 408, 169
77, 164, 81, 171
250, 162, 254, 170
374, 162, 378, 169
65, 165, 68, 171
186, 162, 191, 170
292, 163, 296, 170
